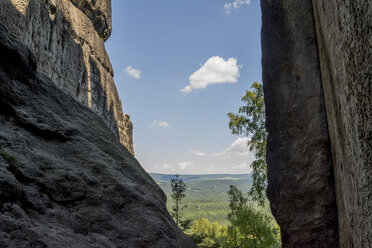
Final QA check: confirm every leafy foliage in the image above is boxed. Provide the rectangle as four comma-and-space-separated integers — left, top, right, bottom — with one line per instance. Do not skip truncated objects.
183, 186, 281, 248
227, 82, 267, 204
224, 186, 281, 248
186, 218, 227, 248
155, 173, 281, 247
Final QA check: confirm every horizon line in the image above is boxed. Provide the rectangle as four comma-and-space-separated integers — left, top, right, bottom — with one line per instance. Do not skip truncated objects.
147, 172, 251, 176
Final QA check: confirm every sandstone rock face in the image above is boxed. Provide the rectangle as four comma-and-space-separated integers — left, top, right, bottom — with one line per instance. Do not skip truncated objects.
261, 0, 371, 247
0, 0, 134, 155
70, 0, 112, 40
313, 1, 372, 247
261, 1, 339, 247
0, 23, 195, 248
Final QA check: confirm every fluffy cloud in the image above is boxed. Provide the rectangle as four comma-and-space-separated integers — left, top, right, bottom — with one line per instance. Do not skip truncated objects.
151, 161, 195, 173
233, 162, 253, 173
233, 162, 249, 169
213, 137, 253, 158
178, 161, 195, 170
181, 56, 241, 93
140, 138, 257, 174
150, 120, 171, 128
224, 0, 251, 14
154, 163, 171, 169
188, 150, 207, 156
125, 66, 141, 79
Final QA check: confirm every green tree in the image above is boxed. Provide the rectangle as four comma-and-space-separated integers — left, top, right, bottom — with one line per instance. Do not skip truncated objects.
227, 82, 267, 204
170, 174, 191, 230
225, 186, 280, 248
186, 218, 227, 248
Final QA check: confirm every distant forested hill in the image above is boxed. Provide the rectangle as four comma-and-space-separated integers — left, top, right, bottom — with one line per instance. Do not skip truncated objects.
150, 173, 251, 182
149, 173, 252, 223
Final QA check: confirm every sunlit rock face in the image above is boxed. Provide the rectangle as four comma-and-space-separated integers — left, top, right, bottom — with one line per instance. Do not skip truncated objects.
261, 0, 371, 247
70, 0, 112, 40
0, 0, 134, 155
0, 22, 195, 248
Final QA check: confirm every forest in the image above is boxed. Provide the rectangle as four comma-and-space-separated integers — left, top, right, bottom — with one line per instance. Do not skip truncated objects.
150, 173, 281, 248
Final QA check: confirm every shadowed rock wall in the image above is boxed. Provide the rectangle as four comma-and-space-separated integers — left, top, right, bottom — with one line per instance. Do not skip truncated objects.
261, 0, 371, 247
313, 1, 371, 247
0, 22, 195, 248
0, 0, 134, 155
261, 1, 339, 247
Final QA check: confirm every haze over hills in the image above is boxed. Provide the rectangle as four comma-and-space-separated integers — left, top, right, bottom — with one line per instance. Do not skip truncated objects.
149, 173, 251, 182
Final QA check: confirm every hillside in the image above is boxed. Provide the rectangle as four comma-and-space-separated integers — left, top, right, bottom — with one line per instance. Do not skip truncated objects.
149, 173, 252, 224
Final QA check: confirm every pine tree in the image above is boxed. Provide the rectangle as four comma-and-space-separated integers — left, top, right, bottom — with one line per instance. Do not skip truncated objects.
170, 174, 190, 229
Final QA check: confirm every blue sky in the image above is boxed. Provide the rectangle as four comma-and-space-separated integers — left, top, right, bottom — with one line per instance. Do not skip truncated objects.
105, 0, 261, 174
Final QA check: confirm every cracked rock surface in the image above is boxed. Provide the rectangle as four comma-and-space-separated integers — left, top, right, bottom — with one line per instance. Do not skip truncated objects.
0, 0, 134, 155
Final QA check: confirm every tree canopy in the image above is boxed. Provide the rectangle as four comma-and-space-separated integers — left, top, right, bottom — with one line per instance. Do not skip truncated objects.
228, 82, 267, 204
225, 186, 280, 248
184, 186, 281, 248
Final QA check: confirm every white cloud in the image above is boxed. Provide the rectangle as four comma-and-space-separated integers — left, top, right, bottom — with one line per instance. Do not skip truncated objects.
213, 137, 253, 158
233, 162, 253, 173
139, 138, 257, 174
188, 150, 207, 156
150, 161, 195, 173
233, 162, 249, 169
178, 161, 195, 170
150, 120, 171, 128
181, 56, 241, 93
224, 0, 251, 14
125, 66, 141, 79
154, 163, 171, 169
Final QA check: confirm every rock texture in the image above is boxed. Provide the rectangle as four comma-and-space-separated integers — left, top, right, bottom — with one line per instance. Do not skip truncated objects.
0, 0, 134, 155
0, 23, 195, 248
261, 1, 339, 247
313, 1, 372, 247
261, 0, 371, 247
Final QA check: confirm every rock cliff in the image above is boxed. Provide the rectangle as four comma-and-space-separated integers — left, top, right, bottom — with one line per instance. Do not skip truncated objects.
0, 0, 134, 155
261, 0, 371, 247
0, 22, 195, 247
312, 1, 371, 247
